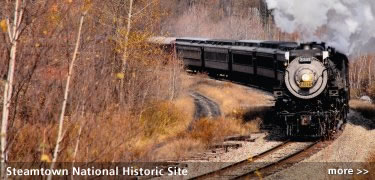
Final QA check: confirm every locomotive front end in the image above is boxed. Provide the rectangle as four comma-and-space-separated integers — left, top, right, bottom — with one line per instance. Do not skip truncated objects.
275, 43, 348, 138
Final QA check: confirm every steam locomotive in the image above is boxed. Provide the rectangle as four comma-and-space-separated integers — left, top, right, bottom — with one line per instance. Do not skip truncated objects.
150, 37, 349, 138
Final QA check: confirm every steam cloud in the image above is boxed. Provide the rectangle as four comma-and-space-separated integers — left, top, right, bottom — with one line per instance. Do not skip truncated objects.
266, 0, 375, 55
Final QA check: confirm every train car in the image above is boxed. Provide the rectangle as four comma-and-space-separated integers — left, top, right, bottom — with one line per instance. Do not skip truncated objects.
202, 39, 236, 76
256, 41, 298, 88
175, 37, 208, 72
230, 40, 260, 82
147, 36, 176, 53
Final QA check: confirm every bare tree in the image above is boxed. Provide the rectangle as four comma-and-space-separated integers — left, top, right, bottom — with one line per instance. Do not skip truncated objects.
369, 57, 372, 85
71, 105, 85, 180
48, 10, 87, 180
1, 0, 25, 178
120, 0, 134, 103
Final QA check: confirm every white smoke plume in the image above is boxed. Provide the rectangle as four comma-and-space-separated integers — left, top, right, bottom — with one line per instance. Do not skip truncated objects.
266, 0, 375, 55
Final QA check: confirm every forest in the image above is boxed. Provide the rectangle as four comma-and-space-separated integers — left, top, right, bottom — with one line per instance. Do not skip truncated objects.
0, 0, 374, 177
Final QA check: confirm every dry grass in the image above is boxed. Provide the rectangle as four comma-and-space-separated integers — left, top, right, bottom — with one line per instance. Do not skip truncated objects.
350, 100, 375, 119
172, 95, 195, 130
230, 106, 273, 123
152, 117, 260, 160
189, 118, 258, 144
190, 79, 272, 115
140, 101, 185, 138
10, 111, 143, 162
10, 99, 192, 162
153, 138, 205, 160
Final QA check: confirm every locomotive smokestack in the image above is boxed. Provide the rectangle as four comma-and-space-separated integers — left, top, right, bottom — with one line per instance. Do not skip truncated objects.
303, 44, 311, 50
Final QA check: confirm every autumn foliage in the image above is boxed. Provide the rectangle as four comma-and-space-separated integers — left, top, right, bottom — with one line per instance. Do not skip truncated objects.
0, 0, 184, 163
0, 0, 374, 165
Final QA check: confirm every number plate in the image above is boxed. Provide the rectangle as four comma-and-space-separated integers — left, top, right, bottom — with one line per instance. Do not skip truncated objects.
299, 57, 311, 63
300, 81, 313, 88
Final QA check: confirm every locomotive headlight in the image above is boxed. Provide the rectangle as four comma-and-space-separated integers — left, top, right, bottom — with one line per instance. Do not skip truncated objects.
299, 73, 314, 88
301, 73, 313, 82
286, 56, 328, 99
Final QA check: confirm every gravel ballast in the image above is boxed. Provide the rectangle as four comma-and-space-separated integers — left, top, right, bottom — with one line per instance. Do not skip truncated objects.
267, 110, 375, 180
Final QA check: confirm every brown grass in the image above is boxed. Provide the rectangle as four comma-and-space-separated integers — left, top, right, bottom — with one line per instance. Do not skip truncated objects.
189, 118, 258, 144
172, 95, 195, 130
190, 79, 272, 115
10, 111, 142, 162
9, 96, 195, 162
140, 101, 186, 138
152, 117, 260, 160
153, 138, 205, 160
349, 100, 375, 119
230, 106, 273, 123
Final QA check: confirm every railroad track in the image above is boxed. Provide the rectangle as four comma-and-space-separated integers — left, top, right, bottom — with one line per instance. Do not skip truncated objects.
190, 139, 336, 180
188, 92, 221, 130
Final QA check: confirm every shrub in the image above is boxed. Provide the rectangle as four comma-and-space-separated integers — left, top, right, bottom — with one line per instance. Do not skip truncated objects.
189, 117, 259, 144
140, 101, 185, 137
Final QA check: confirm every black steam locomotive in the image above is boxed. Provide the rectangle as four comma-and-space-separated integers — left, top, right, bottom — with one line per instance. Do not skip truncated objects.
151, 37, 350, 138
